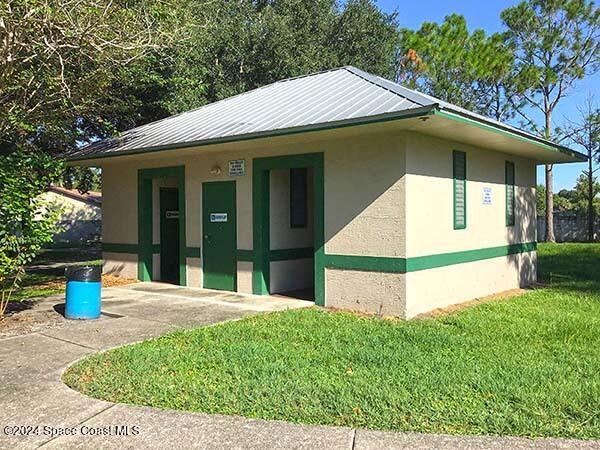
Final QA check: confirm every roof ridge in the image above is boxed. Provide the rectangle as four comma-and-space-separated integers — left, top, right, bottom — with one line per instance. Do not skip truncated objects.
343, 66, 437, 107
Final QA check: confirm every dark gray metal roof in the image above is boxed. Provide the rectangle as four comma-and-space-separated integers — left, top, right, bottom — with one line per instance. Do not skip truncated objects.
67, 66, 585, 161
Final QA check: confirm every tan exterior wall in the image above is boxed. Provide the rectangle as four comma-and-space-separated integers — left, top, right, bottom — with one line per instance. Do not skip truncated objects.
269, 168, 314, 250
99, 125, 537, 318
100, 128, 407, 302
404, 132, 536, 256
324, 134, 406, 257
406, 251, 537, 318
404, 132, 537, 316
40, 191, 101, 221
237, 261, 253, 294
103, 252, 137, 279
325, 268, 406, 317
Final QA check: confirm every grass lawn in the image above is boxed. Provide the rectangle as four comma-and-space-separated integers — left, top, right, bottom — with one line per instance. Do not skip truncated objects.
8, 247, 102, 302
63, 243, 600, 439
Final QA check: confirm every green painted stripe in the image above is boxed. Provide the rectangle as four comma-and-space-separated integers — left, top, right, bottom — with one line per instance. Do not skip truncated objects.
269, 247, 314, 261
406, 242, 537, 272
324, 254, 406, 273
325, 242, 537, 274
102, 243, 138, 253
237, 249, 254, 261
185, 247, 201, 258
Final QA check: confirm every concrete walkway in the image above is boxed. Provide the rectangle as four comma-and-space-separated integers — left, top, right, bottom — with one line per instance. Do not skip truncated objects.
0, 283, 596, 450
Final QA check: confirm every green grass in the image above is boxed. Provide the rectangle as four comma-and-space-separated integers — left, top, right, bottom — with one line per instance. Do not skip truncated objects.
63, 243, 600, 439
6, 247, 103, 302
9, 273, 64, 302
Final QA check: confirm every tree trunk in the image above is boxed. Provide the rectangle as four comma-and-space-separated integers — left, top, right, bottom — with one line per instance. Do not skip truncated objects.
545, 164, 555, 242
588, 151, 595, 242
544, 108, 555, 243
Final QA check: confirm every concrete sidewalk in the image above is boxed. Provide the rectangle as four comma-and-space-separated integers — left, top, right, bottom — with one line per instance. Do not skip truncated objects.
0, 283, 596, 450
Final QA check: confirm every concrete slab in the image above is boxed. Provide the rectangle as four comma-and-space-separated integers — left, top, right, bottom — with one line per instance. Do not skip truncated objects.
354, 429, 599, 450
40, 316, 180, 350
0, 381, 111, 450
42, 405, 355, 450
102, 298, 256, 329
0, 334, 91, 388
113, 283, 313, 312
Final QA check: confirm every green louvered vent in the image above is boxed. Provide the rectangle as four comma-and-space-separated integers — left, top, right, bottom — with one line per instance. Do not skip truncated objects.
506, 161, 515, 226
453, 151, 467, 229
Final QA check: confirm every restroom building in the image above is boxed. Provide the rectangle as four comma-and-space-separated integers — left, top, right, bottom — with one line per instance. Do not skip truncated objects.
67, 67, 584, 318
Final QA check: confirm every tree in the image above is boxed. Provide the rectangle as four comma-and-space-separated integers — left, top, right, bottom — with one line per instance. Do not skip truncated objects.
0, 0, 185, 153
329, 0, 399, 80
117, 0, 401, 122
0, 149, 63, 317
537, 184, 547, 216
397, 14, 519, 120
501, 0, 600, 242
571, 173, 600, 217
565, 97, 600, 240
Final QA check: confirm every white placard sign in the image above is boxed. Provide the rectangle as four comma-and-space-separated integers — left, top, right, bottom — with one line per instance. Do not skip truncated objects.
165, 210, 179, 219
210, 213, 228, 223
229, 159, 245, 176
482, 187, 493, 205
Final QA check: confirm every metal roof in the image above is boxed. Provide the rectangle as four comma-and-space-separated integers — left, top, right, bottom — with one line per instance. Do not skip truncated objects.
67, 66, 585, 162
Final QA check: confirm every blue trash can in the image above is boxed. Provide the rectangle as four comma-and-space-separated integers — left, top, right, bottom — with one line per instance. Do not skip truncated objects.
65, 265, 102, 319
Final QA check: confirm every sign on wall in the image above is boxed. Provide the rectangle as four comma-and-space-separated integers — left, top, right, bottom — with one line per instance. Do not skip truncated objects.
165, 210, 179, 219
482, 187, 493, 205
228, 159, 245, 176
210, 213, 228, 222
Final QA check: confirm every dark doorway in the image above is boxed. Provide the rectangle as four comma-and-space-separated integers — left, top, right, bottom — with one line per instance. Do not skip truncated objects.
160, 187, 180, 284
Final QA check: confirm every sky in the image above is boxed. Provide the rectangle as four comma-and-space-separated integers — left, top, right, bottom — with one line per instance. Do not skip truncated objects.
377, 0, 599, 191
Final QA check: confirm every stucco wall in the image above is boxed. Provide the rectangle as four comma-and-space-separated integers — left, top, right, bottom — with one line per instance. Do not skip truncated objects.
40, 191, 101, 221
403, 132, 537, 316
324, 135, 406, 257
100, 128, 407, 301
404, 132, 536, 255
406, 251, 537, 318
325, 268, 406, 317
103, 252, 137, 279
99, 125, 537, 318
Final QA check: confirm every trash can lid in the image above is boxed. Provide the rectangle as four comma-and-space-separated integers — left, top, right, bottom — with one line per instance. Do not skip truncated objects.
65, 265, 102, 282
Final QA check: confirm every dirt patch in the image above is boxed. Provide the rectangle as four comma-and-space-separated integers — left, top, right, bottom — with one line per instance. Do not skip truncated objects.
0, 276, 137, 337
413, 288, 528, 319
0, 309, 68, 337
101, 275, 137, 287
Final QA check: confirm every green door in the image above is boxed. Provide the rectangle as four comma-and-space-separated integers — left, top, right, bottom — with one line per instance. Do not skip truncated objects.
160, 188, 180, 284
202, 181, 237, 290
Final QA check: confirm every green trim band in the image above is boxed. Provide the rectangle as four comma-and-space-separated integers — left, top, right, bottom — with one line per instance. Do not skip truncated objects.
185, 247, 201, 258
434, 110, 586, 161
68, 108, 434, 162
102, 243, 138, 253
270, 247, 314, 261
324, 254, 406, 273
236, 249, 254, 261
237, 247, 315, 262
325, 242, 537, 274
406, 242, 536, 272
